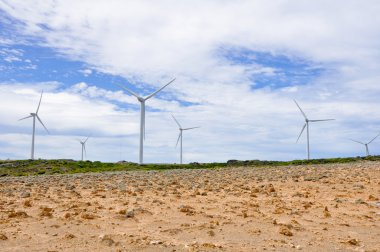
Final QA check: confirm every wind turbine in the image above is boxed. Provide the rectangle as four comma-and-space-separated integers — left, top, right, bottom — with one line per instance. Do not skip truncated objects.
19, 91, 49, 160
172, 115, 199, 164
116, 78, 176, 164
78, 136, 90, 161
294, 100, 334, 160
350, 132, 380, 156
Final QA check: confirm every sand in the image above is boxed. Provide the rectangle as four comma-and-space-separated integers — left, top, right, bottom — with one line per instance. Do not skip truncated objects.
0, 161, 379, 251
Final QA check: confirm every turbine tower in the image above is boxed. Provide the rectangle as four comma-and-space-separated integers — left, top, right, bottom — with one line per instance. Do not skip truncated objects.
19, 91, 49, 159
116, 78, 176, 164
172, 115, 199, 164
294, 100, 334, 160
78, 136, 90, 161
350, 132, 380, 156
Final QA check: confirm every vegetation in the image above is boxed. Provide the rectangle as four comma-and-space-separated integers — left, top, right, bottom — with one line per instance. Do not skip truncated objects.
0, 156, 379, 177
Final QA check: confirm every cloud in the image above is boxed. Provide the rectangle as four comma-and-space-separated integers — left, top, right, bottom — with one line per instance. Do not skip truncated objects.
0, 48, 23, 62
0, 1, 380, 162
78, 68, 92, 76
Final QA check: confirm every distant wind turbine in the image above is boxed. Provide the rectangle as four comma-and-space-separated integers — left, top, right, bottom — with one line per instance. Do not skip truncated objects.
19, 91, 49, 160
172, 115, 199, 164
116, 78, 176, 164
350, 132, 380, 156
294, 100, 334, 160
78, 136, 90, 161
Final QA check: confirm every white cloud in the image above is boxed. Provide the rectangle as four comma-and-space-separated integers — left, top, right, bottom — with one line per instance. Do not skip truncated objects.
0, 1, 380, 162
78, 68, 92, 76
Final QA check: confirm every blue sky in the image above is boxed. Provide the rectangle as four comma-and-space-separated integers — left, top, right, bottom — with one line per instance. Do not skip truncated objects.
0, 1, 380, 162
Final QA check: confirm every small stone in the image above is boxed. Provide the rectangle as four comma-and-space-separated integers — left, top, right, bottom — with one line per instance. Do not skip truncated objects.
126, 210, 134, 218
279, 226, 293, 236
101, 235, 115, 246
346, 238, 359, 246
8, 211, 28, 218
20, 191, 31, 198
66, 185, 76, 190
65, 233, 75, 239
0, 233, 8, 240
150, 240, 163, 245
207, 230, 215, 237
368, 195, 378, 201
355, 199, 366, 204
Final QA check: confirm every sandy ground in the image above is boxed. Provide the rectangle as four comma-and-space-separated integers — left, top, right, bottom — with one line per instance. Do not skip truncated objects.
0, 161, 379, 252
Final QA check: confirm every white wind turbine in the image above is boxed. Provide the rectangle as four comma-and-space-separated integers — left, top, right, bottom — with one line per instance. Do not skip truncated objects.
350, 132, 380, 156
172, 115, 199, 164
116, 78, 176, 164
19, 91, 49, 159
294, 100, 334, 160
78, 136, 90, 161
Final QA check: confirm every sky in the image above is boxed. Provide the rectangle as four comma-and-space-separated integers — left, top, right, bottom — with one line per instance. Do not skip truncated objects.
0, 0, 380, 163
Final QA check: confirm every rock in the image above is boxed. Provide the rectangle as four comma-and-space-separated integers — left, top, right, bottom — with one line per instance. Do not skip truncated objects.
346, 238, 359, 246
126, 210, 134, 218
355, 199, 366, 204
8, 211, 28, 218
207, 230, 216, 238
65, 233, 76, 239
100, 235, 115, 246
81, 213, 97, 219
0, 233, 8, 240
39, 207, 54, 217
150, 240, 163, 245
178, 205, 195, 215
20, 191, 31, 198
279, 226, 293, 236
66, 184, 76, 190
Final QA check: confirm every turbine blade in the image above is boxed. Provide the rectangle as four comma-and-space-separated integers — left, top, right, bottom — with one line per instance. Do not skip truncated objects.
115, 83, 141, 99
183, 126, 200, 130
175, 132, 181, 148
349, 139, 365, 145
296, 123, 307, 143
18, 115, 33, 121
309, 119, 335, 122
368, 132, 380, 144
294, 100, 308, 120
83, 144, 87, 158
36, 91, 43, 114
84, 135, 90, 143
144, 78, 176, 100
36, 115, 49, 134
171, 114, 182, 128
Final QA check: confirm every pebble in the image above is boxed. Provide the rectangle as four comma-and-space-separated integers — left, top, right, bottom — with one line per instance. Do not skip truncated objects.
126, 210, 134, 218
20, 191, 31, 198
150, 240, 163, 245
